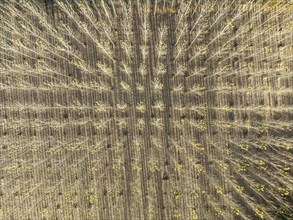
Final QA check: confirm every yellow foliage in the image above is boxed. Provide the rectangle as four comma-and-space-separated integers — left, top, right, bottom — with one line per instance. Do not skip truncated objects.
278, 188, 290, 196
215, 208, 222, 217
191, 209, 198, 220
255, 208, 264, 219
233, 208, 241, 216
257, 184, 265, 192
236, 186, 244, 193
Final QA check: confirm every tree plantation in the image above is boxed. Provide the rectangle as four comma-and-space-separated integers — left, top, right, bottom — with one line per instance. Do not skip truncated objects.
0, 0, 292, 219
